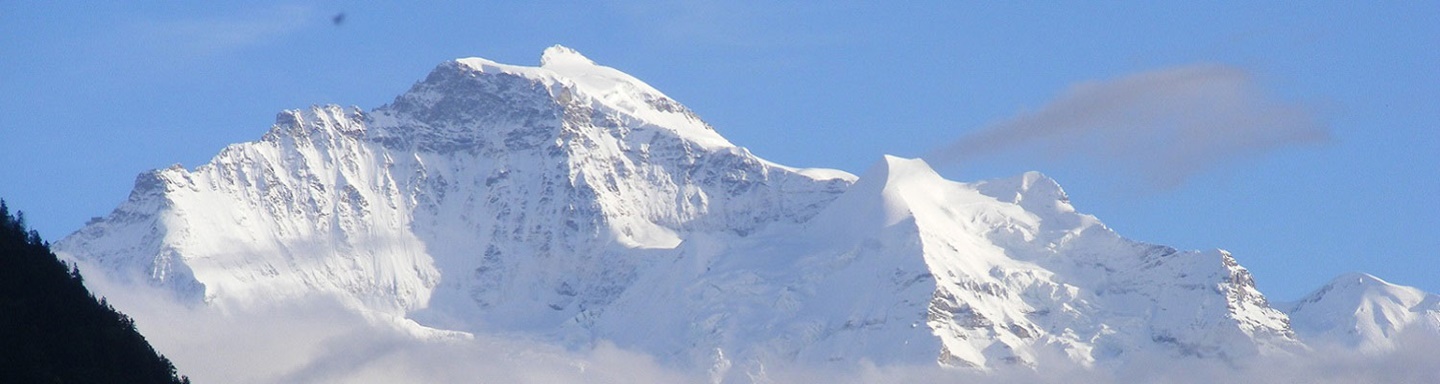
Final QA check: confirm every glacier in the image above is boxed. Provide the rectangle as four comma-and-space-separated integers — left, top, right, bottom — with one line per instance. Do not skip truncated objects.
54, 45, 1437, 381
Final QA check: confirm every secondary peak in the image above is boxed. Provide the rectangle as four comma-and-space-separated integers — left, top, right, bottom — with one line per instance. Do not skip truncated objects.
540, 44, 595, 68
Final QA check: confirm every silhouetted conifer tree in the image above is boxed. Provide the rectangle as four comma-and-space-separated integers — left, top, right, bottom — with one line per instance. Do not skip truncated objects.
0, 199, 189, 383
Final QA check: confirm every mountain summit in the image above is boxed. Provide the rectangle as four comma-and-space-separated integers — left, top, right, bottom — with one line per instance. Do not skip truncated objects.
55, 47, 1432, 378
1282, 272, 1440, 352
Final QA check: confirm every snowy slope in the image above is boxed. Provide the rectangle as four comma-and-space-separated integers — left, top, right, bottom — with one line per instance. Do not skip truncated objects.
59, 106, 435, 312
621, 156, 1299, 372
55, 46, 1394, 375
57, 45, 852, 329
1282, 273, 1440, 352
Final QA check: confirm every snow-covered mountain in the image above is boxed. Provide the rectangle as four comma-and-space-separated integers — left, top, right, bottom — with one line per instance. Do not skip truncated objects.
1281, 273, 1440, 352
54, 45, 1434, 376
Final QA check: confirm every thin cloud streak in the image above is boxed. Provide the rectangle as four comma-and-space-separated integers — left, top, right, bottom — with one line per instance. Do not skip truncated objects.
929, 64, 1329, 189
127, 5, 317, 58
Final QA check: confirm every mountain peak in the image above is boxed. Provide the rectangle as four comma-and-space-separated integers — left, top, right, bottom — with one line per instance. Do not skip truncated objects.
1290, 272, 1421, 313
1327, 272, 1387, 288
799, 156, 945, 237
1016, 171, 1060, 191
873, 155, 944, 186
973, 171, 1076, 219
1283, 272, 1439, 351
374, 46, 730, 152
540, 44, 595, 67
1294, 273, 1407, 306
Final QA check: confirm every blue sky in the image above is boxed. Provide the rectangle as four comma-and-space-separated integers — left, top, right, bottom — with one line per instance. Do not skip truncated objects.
1, 2, 1435, 300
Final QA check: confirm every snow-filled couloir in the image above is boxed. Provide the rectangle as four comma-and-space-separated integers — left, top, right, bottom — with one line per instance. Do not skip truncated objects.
58, 45, 1375, 375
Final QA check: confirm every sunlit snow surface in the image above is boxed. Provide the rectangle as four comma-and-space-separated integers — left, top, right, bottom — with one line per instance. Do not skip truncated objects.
1282, 273, 1440, 352
55, 46, 1438, 383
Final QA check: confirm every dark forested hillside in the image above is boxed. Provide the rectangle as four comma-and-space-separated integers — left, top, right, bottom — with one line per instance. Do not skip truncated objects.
0, 200, 188, 383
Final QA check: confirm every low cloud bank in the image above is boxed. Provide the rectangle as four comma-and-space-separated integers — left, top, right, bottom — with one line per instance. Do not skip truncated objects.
80, 269, 693, 384
80, 262, 1435, 384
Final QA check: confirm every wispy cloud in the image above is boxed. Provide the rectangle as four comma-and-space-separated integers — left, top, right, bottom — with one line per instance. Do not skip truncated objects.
127, 5, 317, 58
928, 64, 1329, 189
